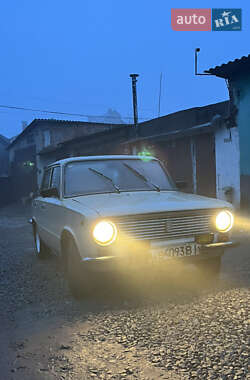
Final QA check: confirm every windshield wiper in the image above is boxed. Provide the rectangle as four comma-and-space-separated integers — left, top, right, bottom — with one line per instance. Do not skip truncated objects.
88, 167, 120, 193
123, 163, 160, 192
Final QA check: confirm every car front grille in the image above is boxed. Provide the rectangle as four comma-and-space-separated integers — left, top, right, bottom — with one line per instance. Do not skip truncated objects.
113, 210, 217, 241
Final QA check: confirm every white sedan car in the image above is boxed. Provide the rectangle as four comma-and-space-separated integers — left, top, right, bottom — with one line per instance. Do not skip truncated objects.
31, 155, 236, 297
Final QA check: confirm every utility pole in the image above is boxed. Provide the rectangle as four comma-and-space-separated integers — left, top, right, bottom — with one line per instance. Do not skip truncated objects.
130, 74, 139, 131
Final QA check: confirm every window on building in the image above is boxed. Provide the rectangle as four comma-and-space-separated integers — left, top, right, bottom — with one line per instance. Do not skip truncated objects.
50, 166, 60, 190
44, 130, 51, 147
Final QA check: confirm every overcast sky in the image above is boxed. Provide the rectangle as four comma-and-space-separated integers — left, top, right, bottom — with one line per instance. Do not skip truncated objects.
0, 0, 249, 138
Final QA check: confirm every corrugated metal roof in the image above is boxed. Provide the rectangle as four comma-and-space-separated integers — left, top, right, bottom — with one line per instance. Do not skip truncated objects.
7, 118, 128, 149
205, 54, 250, 78
33, 118, 127, 126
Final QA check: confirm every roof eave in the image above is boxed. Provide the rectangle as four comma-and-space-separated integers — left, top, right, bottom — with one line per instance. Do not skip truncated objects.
204, 69, 229, 78
205, 54, 250, 79
122, 121, 218, 145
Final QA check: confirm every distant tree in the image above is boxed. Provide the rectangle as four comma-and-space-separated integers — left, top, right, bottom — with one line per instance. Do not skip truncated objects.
88, 109, 125, 124
21, 121, 28, 130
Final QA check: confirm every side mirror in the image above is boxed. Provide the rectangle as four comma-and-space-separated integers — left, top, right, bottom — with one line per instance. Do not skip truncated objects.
176, 181, 188, 190
40, 187, 60, 198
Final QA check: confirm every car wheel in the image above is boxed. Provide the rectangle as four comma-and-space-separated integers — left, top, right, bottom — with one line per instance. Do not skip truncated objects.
196, 256, 221, 280
66, 238, 93, 299
33, 227, 49, 259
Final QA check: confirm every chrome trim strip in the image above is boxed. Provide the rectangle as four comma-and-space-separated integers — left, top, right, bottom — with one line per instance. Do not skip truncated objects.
82, 256, 116, 262
202, 241, 235, 248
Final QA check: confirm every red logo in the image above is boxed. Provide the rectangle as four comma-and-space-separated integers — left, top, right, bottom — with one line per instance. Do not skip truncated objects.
171, 9, 211, 31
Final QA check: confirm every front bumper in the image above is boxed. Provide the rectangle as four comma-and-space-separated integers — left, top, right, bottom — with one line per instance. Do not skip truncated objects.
80, 240, 239, 272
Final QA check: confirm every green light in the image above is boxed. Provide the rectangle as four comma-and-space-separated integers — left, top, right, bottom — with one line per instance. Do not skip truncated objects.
23, 161, 35, 167
138, 150, 153, 162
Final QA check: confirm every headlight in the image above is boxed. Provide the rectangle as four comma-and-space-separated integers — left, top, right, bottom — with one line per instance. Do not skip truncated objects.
93, 220, 117, 246
215, 210, 234, 232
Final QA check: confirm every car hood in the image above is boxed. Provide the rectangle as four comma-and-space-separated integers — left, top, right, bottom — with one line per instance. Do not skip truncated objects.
67, 191, 232, 218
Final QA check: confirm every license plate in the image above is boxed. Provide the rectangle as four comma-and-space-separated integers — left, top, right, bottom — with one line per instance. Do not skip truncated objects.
151, 243, 201, 259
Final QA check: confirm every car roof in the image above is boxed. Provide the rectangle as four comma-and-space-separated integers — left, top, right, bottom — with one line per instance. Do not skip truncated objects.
47, 155, 157, 167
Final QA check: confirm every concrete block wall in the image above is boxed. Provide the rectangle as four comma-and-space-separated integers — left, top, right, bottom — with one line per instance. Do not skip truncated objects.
215, 126, 240, 208
231, 73, 250, 208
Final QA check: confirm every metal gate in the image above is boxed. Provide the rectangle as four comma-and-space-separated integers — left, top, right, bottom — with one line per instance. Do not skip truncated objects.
196, 133, 216, 198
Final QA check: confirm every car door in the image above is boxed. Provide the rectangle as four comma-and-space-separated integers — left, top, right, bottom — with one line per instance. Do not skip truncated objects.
35, 167, 53, 244
43, 165, 63, 253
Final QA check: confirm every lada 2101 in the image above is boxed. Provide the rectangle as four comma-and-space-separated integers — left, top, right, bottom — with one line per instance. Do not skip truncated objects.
31, 155, 236, 297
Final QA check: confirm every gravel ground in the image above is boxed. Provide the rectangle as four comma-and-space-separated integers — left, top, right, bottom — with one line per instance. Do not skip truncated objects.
0, 203, 249, 379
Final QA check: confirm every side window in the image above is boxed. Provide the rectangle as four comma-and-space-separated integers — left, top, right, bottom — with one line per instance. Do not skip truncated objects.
41, 168, 52, 191
51, 166, 61, 190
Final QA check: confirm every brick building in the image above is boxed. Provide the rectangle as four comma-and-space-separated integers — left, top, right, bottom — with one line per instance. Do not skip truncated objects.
7, 119, 127, 199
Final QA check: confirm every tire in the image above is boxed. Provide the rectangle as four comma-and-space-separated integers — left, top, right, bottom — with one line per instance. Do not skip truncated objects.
33, 226, 49, 260
196, 256, 221, 280
66, 238, 93, 299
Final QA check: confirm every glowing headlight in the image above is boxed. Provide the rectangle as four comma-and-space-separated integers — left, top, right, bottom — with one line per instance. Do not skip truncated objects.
215, 210, 234, 232
93, 221, 117, 246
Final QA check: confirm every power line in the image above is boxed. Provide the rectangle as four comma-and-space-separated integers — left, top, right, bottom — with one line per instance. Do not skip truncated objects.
0, 104, 150, 122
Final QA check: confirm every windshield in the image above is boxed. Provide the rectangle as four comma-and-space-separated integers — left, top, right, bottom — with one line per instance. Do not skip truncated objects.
64, 159, 175, 197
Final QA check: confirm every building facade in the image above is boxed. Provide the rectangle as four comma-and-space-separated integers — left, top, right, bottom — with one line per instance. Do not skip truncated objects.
206, 54, 250, 208
127, 105, 240, 207
40, 101, 241, 208
6, 98, 243, 208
